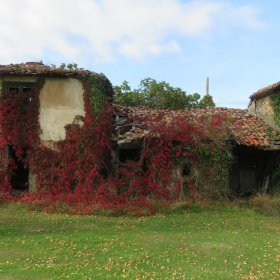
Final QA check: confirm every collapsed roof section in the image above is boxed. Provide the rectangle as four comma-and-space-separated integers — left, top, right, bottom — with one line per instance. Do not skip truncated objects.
113, 104, 280, 151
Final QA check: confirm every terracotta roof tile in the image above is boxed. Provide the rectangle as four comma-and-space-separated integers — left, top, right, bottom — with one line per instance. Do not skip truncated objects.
0, 62, 92, 78
250, 81, 280, 100
113, 104, 280, 150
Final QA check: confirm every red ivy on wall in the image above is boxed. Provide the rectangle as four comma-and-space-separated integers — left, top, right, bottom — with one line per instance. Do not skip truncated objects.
0, 77, 232, 215
0, 85, 40, 191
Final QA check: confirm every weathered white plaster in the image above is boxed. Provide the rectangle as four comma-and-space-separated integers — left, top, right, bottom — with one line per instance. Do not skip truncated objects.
248, 96, 277, 129
39, 78, 85, 141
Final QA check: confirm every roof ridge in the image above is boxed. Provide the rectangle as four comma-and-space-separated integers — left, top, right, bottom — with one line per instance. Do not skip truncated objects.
250, 81, 280, 100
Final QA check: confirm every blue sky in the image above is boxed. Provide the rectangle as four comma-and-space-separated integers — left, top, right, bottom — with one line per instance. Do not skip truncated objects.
1, 0, 280, 108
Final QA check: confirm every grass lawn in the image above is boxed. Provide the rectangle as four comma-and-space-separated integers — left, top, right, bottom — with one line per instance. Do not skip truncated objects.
0, 202, 279, 279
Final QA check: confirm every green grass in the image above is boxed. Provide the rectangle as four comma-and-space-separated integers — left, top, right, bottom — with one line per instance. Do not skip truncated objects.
0, 203, 280, 279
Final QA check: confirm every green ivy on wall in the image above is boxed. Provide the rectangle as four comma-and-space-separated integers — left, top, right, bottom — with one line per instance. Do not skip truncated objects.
83, 73, 113, 118
0, 79, 3, 98
90, 76, 105, 115
270, 92, 280, 128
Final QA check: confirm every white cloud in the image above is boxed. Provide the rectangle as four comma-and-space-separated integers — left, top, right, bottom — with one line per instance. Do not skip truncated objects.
0, 0, 265, 63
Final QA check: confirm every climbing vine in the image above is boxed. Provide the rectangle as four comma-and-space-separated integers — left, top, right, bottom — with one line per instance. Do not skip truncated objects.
0, 79, 42, 191
85, 73, 112, 116
0, 79, 3, 97
0, 70, 233, 215
131, 112, 233, 201
270, 92, 280, 128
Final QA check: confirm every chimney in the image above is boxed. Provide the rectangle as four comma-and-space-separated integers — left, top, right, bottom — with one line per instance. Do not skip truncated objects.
206, 77, 209, 96
25, 61, 44, 67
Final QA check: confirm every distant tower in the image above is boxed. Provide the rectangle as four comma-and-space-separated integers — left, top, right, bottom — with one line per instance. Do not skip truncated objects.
206, 77, 209, 96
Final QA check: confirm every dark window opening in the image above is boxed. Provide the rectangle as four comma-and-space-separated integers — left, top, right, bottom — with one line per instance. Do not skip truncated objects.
22, 87, 34, 102
7, 85, 33, 93
182, 164, 191, 176
6, 84, 35, 103
6, 84, 35, 115
8, 145, 29, 191
22, 87, 32, 93
7, 87, 20, 94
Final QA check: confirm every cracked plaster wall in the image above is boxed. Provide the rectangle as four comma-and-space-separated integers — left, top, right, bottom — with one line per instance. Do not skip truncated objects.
39, 78, 85, 142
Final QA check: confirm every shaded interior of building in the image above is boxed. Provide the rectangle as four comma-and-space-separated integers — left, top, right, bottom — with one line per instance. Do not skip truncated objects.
9, 145, 29, 191
229, 145, 278, 196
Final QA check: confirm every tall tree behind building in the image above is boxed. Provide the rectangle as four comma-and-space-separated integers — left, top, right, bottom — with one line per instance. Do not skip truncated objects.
114, 78, 204, 110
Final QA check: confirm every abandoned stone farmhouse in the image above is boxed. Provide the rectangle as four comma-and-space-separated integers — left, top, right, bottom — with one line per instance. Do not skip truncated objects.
1, 62, 280, 196
0, 62, 113, 191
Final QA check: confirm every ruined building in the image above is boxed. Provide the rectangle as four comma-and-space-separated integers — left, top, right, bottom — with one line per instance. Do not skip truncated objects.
248, 81, 280, 130
113, 105, 280, 195
1, 62, 280, 196
0, 62, 113, 191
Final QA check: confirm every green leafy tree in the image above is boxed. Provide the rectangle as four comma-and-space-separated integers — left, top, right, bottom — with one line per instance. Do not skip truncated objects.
114, 81, 145, 107
199, 94, 215, 108
114, 78, 201, 110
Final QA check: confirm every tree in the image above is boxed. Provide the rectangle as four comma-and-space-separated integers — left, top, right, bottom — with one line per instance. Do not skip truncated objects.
114, 78, 202, 110
199, 94, 215, 108
114, 81, 145, 107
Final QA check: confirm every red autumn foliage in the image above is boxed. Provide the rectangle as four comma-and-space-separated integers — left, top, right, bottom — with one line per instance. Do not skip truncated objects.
0, 87, 39, 191
0, 79, 231, 215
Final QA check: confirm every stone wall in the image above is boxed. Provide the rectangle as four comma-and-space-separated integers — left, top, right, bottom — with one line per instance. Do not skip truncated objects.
248, 96, 277, 129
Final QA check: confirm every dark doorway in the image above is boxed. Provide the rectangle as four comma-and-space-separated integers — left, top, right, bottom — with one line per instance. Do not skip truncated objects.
4, 82, 35, 192
119, 148, 141, 162
229, 146, 273, 196
8, 145, 29, 191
